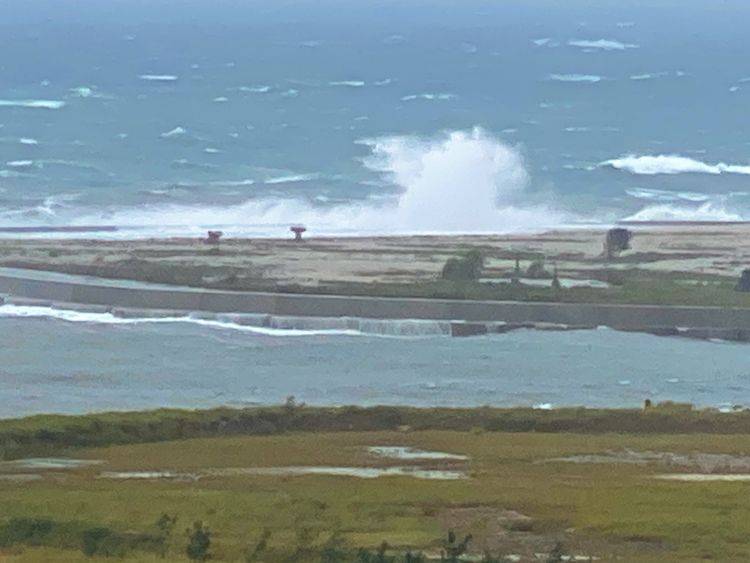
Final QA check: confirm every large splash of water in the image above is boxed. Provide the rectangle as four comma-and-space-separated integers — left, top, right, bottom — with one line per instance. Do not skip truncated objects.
71, 127, 563, 236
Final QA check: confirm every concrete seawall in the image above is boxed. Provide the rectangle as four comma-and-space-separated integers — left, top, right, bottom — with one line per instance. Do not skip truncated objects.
1, 267, 750, 334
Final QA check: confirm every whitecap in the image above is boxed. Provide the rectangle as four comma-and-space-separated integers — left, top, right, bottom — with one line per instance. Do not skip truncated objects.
625, 202, 743, 222
401, 93, 456, 101
329, 80, 365, 87
630, 71, 670, 81
19, 138, 38, 145
374, 78, 393, 86
160, 126, 187, 139
138, 74, 178, 82
601, 154, 750, 175
264, 173, 320, 184
69, 86, 97, 98
0, 305, 361, 337
280, 89, 299, 97
238, 85, 271, 93
625, 188, 709, 203
548, 74, 602, 83
6, 160, 34, 168
204, 147, 221, 154
568, 39, 638, 51
532, 38, 558, 47
0, 99, 66, 110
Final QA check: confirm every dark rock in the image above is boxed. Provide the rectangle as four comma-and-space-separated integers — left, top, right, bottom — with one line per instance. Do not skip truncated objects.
450, 322, 489, 337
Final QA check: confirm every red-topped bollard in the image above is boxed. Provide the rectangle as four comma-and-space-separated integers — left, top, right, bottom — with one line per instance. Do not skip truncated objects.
290, 225, 306, 242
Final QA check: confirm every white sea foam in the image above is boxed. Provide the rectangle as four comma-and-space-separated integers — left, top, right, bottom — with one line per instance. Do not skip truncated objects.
160, 126, 187, 139
138, 74, 178, 82
626, 187, 710, 203
625, 202, 743, 222
264, 173, 320, 184
568, 39, 638, 51
401, 93, 456, 101
601, 154, 750, 175
213, 96, 229, 103
630, 71, 670, 81
6, 160, 34, 168
0, 99, 65, 110
548, 74, 602, 83
532, 38, 558, 47
374, 78, 393, 86
238, 85, 271, 93
19, 138, 38, 145
329, 80, 365, 87
68, 128, 564, 236
0, 305, 361, 337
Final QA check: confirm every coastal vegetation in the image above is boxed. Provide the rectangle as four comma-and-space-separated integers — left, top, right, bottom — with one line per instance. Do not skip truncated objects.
3, 408, 750, 560
4, 403, 750, 460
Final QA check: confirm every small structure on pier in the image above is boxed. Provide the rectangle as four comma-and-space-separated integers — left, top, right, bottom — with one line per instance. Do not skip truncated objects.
205, 231, 223, 245
290, 225, 307, 242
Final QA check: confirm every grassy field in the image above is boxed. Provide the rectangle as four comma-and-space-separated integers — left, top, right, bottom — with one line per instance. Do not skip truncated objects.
3, 407, 750, 561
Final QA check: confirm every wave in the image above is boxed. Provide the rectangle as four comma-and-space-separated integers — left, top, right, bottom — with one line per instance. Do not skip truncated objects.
0, 305, 361, 337
138, 74, 178, 82
6, 160, 34, 169
630, 71, 671, 81
568, 39, 638, 51
19, 138, 39, 145
532, 38, 558, 47
626, 188, 710, 203
625, 202, 743, 222
213, 96, 229, 103
238, 85, 271, 93
548, 74, 602, 83
601, 154, 750, 175
401, 93, 456, 101
160, 126, 187, 139
329, 81, 365, 87
65, 128, 564, 236
264, 173, 320, 184
0, 99, 65, 109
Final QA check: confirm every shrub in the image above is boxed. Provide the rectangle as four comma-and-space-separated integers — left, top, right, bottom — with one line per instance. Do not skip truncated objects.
736, 269, 750, 292
441, 250, 484, 281
186, 521, 212, 561
604, 228, 632, 258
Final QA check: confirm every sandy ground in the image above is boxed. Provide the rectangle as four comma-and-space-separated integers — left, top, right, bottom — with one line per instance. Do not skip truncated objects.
0, 225, 749, 288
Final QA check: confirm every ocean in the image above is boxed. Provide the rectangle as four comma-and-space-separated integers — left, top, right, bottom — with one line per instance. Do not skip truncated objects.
2, 0, 750, 237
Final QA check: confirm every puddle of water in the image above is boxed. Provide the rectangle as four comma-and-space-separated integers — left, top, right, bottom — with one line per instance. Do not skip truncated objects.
0, 474, 42, 482
655, 474, 750, 482
546, 450, 750, 472
208, 466, 467, 480
0, 458, 104, 470
98, 471, 199, 481
368, 446, 468, 461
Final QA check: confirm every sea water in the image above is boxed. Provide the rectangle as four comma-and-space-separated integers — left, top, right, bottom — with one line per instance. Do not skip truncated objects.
2, 0, 750, 236
1, 311, 748, 417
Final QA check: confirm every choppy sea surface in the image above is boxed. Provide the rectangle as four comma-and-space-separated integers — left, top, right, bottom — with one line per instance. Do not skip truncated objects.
3, 0, 750, 236
2, 311, 749, 418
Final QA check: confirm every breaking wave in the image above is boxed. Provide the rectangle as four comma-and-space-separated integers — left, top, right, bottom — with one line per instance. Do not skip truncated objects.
568, 39, 638, 51
0, 99, 66, 110
625, 202, 743, 222
548, 74, 602, 83
602, 154, 750, 175
68, 128, 564, 236
138, 74, 178, 82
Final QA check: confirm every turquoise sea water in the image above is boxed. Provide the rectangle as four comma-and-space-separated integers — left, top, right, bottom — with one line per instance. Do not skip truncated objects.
2, 0, 750, 235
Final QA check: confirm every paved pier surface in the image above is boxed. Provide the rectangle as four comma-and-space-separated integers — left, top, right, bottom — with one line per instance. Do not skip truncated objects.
2, 267, 750, 334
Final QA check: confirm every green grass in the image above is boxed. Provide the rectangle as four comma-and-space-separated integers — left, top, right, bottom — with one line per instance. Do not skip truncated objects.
3, 430, 750, 561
